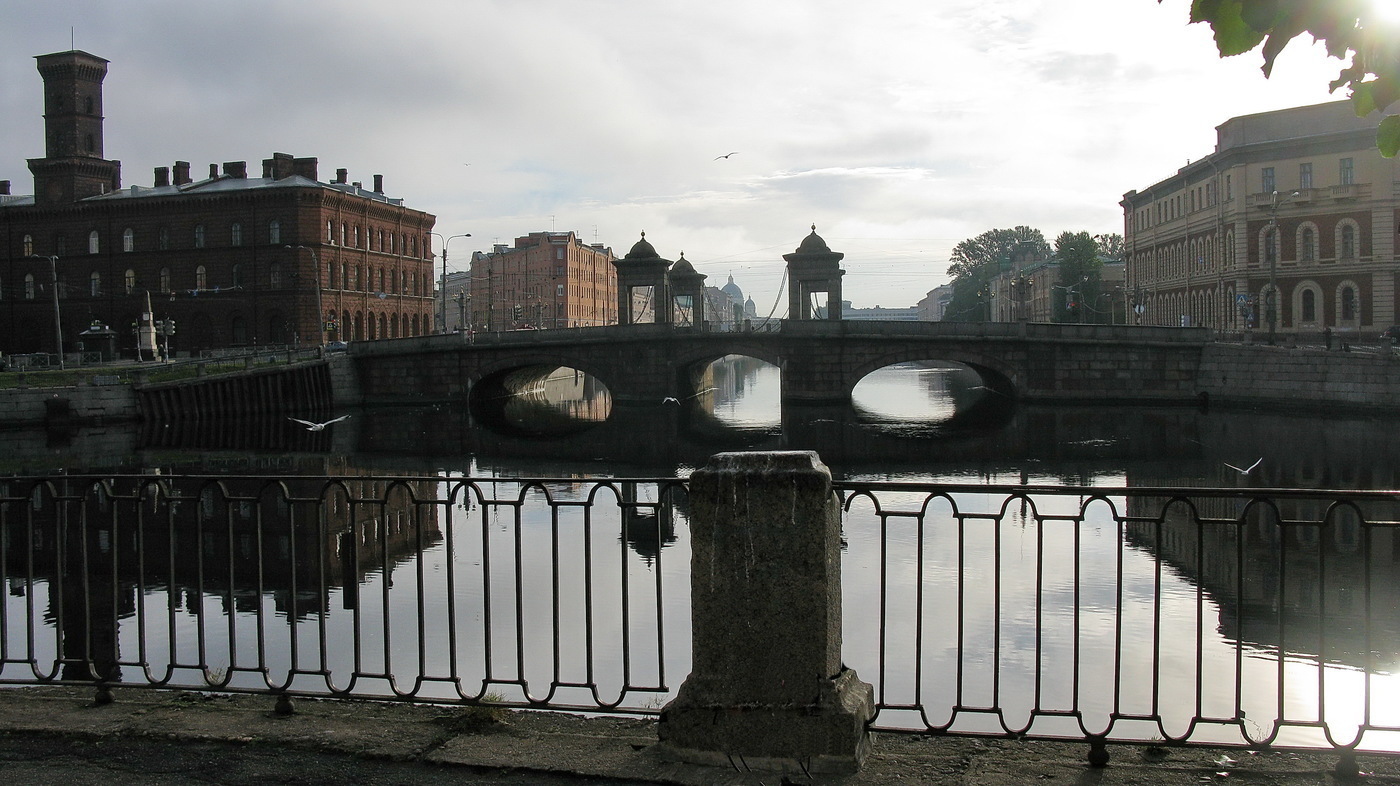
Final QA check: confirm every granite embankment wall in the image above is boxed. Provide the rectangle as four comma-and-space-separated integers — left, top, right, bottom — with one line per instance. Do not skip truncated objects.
1196, 344, 1400, 412
0, 380, 138, 428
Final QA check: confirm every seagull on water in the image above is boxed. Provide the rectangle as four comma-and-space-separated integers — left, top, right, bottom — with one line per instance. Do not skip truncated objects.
1224, 457, 1262, 475
288, 415, 351, 432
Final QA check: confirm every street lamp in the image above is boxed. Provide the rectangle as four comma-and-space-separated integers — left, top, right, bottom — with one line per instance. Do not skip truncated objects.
26, 254, 64, 370
431, 232, 471, 334
1264, 190, 1299, 345
286, 245, 327, 347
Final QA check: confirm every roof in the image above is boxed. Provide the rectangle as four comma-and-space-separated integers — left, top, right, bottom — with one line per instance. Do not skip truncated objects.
80, 174, 409, 206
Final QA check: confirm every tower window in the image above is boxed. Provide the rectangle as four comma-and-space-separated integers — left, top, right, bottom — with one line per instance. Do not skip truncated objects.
88, 230, 99, 254
194, 224, 205, 249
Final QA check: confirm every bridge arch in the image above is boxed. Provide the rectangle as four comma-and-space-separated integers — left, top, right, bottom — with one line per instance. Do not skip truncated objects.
468, 351, 618, 436
844, 347, 1019, 402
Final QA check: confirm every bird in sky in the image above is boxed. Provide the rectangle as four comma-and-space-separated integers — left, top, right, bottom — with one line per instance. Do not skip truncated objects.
661, 397, 680, 405
288, 415, 351, 431
1224, 458, 1262, 475
714, 152, 738, 160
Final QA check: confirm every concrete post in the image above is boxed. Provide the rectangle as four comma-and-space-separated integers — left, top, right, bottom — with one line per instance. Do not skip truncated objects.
658, 451, 874, 774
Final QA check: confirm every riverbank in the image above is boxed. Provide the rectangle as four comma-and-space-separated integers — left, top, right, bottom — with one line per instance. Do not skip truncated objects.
0, 687, 1392, 785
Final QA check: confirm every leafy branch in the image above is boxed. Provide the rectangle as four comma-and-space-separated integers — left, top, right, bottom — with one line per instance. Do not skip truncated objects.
1171, 0, 1400, 155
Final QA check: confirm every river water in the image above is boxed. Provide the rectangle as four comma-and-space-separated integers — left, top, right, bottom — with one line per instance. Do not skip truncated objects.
4, 357, 1400, 748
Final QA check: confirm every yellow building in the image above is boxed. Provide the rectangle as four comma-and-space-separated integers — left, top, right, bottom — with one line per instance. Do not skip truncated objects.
1121, 101, 1398, 337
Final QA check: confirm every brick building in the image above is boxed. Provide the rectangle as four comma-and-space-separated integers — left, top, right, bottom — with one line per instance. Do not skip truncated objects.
467, 231, 616, 330
0, 50, 436, 358
1121, 101, 1398, 336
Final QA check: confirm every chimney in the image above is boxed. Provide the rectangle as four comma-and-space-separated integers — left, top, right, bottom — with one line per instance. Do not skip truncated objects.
352, 181, 362, 190
335, 168, 348, 184
0, 181, 9, 196
173, 161, 191, 185
373, 174, 383, 193
154, 167, 170, 187
292, 156, 318, 181
222, 161, 247, 178
208, 163, 219, 179
263, 152, 294, 180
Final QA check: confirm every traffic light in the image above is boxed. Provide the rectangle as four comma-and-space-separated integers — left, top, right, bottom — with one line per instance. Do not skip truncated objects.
513, 304, 523, 321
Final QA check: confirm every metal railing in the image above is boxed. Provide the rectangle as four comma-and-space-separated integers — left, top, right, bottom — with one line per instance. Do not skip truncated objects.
2, 473, 1399, 762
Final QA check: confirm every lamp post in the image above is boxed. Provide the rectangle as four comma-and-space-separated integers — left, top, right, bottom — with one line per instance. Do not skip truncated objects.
1263, 190, 1299, 345
26, 254, 64, 369
286, 245, 326, 347
431, 232, 471, 334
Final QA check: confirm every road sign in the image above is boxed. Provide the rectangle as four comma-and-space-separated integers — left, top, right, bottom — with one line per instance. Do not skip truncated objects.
1236, 294, 1248, 304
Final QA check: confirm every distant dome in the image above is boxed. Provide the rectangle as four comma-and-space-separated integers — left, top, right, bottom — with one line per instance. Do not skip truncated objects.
670, 254, 698, 275
721, 275, 744, 301
625, 231, 658, 260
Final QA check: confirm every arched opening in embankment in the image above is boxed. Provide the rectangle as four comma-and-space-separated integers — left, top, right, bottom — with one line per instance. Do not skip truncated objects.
849, 360, 1017, 436
469, 364, 612, 438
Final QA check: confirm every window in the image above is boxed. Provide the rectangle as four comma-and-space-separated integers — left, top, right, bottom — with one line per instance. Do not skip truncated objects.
557, 283, 565, 296
327, 220, 335, 244
1299, 163, 1312, 190
1302, 289, 1316, 322
353, 226, 360, 247
22, 234, 32, 257
1340, 157, 1355, 185
124, 269, 135, 294
341, 223, 348, 246
1341, 286, 1356, 321
269, 262, 281, 289
195, 265, 207, 289
194, 224, 205, 248
158, 227, 169, 250
231, 264, 243, 288
89, 271, 100, 296
159, 267, 171, 292
88, 230, 99, 254
1225, 174, 1232, 201
122, 228, 134, 252
24, 273, 36, 299
1261, 167, 1275, 194
1300, 227, 1316, 262
1341, 223, 1356, 259
231, 222, 243, 247
268, 219, 281, 245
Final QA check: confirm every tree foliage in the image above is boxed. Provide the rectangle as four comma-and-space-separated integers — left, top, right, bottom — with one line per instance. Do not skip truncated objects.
1054, 231, 1104, 323
1171, 0, 1400, 155
944, 227, 1049, 321
1094, 232, 1125, 258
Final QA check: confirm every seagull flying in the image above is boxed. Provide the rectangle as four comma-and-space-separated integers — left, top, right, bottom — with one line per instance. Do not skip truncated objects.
714, 152, 738, 160
661, 397, 680, 405
1224, 458, 1262, 475
288, 415, 351, 432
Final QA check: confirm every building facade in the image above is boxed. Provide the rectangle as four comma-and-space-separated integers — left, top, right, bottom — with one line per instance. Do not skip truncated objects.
1121, 101, 1398, 335
0, 50, 436, 358
467, 231, 617, 330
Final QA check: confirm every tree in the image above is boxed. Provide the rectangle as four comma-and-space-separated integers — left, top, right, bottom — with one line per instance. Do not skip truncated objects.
1170, 0, 1400, 155
1094, 232, 1124, 258
944, 227, 1049, 321
1054, 231, 1103, 323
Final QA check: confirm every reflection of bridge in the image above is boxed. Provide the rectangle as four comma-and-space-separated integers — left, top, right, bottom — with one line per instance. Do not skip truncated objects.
346, 321, 1214, 409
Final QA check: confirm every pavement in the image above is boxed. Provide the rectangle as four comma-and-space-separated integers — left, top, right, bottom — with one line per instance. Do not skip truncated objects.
1, 687, 1398, 785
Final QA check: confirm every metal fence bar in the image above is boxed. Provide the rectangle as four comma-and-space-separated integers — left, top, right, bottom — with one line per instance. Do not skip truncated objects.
2, 474, 1400, 764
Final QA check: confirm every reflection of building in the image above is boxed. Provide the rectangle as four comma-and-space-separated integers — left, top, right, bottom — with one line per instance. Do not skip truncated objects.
0, 50, 437, 355
468, 231, 617, 330
1124, 498, 1400, 670
1121, 101, 1398, 334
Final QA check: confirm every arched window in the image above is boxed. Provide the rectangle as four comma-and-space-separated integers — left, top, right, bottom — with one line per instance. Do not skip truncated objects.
21, 234, 33, 257
231, 222, 243, 247
24, 273, 36, 299
327, 220, 335, 244
1299, 226, 1315, 262
268, 219, 281, 245
353, 226, 360, 247
158, 227, 169, 250
195, 265, 207, 290
194, 224, 206, 249
1340, 223, 1356, 260
89, 271, 101, 296
1341, 286, 1357, 322
124, 269, 136, 294
231, 264, 243, 288
1301, 289, 1316, 322
159, 267, 171, 292
269, 262, 281, 289
88, 230, 100, 254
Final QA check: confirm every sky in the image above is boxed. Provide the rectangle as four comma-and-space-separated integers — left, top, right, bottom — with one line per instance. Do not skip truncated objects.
0, 0, 1358, 313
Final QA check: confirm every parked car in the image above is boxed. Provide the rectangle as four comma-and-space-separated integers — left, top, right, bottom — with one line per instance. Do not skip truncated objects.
325, 340, 349, 353
1384, 326, 1400, 343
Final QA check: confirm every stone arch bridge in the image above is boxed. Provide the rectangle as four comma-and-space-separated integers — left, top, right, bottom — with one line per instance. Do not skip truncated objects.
345, 321, 1215, 410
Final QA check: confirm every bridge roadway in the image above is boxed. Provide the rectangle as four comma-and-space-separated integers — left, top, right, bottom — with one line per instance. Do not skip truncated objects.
345, 320, 1216, 411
